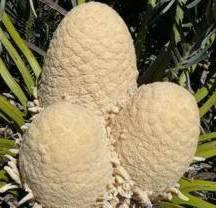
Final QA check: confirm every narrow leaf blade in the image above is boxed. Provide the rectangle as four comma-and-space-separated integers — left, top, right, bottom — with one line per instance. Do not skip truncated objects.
0, 27, 34, 95
196, 140, 216, 159
0, 95, 24, 127
2, 13, 42, 79
199, 91, 216, 117
0, 58, 28, 108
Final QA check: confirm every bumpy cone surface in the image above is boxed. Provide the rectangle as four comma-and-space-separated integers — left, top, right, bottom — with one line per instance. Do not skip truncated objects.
39, 2, 138, 113
112, 82, 200, 193
19, 102, 112, 208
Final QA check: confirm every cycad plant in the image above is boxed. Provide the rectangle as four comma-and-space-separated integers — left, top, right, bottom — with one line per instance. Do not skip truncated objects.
0, 0, 215, 207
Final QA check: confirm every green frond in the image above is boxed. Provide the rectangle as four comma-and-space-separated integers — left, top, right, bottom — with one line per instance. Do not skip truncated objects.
168, 178, 216, 208
172, 192, 216, 208
196, 140, 216, 159
0, 137, 16, 156
2, 13, 42, 79
199, 90, 216, 117
0, 95, 25, 127
0, 58, 28, 108
199, 132, 216, 142
0, 26, 35, 95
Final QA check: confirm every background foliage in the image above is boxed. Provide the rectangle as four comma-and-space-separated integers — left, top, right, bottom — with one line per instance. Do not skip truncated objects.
0, 0, 215, 207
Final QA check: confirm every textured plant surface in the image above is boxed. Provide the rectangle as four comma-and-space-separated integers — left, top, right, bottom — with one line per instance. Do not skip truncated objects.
0, 0, 215, 208
19, 101, 112, 208
112, 82, 200, 193
39, 2, 138, 114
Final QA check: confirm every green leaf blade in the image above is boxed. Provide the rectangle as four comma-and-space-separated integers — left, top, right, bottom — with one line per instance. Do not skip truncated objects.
0, 27, 35, 95
2, 13, 42, 79
0, 58, 28, 108
172, 192, 216, 208
0, 137, 16, 150
196, 140, 216, 159
199, 132, 216, 142
199, 91, 216, 118
0, 95, 25, 127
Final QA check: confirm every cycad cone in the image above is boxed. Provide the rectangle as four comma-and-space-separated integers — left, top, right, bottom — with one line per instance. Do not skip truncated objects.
39, 2, 138, 114
19, 102, 112, 208
112, 82, 200, 193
